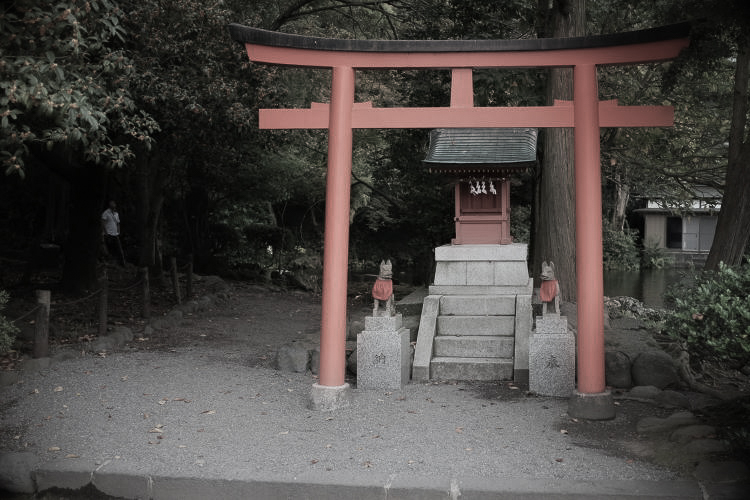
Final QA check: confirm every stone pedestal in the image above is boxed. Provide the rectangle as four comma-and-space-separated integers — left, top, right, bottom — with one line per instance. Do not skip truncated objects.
529, 315, 575, 397
357, 314, 410, 390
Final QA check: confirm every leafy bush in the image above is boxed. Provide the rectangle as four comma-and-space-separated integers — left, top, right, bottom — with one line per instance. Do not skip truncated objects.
602, 222, 640, 271
662, 263, 750, 367
0, 290, 19, 355
641, 238, 674, 269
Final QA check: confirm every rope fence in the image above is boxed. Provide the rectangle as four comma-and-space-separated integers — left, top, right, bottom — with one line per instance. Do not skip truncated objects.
6, 255, 196, 358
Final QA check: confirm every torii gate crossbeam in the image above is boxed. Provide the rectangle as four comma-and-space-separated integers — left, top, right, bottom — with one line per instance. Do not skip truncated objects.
229, 23, 690, 417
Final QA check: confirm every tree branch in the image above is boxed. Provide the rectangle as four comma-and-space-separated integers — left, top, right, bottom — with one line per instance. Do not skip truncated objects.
351, 171, 401, 207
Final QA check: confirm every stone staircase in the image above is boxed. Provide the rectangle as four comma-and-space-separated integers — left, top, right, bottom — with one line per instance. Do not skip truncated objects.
411, 244, 533, 384
430, 295, 515, 380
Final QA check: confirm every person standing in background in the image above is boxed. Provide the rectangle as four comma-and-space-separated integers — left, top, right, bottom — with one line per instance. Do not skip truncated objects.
101, 200, 126, 266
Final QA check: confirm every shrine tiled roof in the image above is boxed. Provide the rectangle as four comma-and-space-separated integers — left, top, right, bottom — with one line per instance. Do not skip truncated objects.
423, 128, 537, 175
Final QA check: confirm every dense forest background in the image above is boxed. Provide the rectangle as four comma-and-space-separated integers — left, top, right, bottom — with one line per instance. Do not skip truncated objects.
1, 0, 749, 297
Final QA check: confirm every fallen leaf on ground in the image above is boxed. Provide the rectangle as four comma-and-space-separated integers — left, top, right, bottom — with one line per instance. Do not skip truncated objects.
48, 447, 61, 452
560, 429, 568, 434
455, 427, 464, 433
278, 430, 289, 435
53, 386, 63, 392
201, 410, 216, 415
65, 454, 79, 459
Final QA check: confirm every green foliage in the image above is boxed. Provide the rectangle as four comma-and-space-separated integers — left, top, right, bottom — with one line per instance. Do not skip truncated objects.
0, 0, 159, 175
641, 239, 674, 269
0, 290, 18, 355
510, 204, 531, 244
602, 221, 640, 270
662, 263, 750, 367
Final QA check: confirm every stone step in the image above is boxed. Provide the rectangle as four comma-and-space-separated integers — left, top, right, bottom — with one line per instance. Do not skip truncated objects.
430, 357, 513, 381
439, 295, 516, 316
436, 315, 515, 336
433, 336, 514, 358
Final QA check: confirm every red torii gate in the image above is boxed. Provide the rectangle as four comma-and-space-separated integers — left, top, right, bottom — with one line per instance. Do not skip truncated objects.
229, 23, 690, 415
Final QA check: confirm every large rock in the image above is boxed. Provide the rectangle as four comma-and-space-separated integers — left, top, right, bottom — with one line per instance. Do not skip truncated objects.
275, 344, 310, 373
631, 350, 679, 389
656, 389, 691, 409
637, 411, 698, 434
629, 385, 661, 400
605, 350, 632, 388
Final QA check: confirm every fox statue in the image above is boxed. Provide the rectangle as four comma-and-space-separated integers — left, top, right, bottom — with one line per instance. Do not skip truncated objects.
539, 261, 561, 315
372, 260, 395, 317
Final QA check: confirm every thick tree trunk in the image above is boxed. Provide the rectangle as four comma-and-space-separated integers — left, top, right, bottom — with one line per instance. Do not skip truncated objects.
706, 42, 750, 269
533, 0, 585, 301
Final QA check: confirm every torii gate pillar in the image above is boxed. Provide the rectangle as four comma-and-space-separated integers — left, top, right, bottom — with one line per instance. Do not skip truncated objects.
311, 66, 355, 408
570, 63, 611, 417
229, 23, 690, 415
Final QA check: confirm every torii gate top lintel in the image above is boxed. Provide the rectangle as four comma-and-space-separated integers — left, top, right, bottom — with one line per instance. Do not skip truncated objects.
228, 22, 690, 68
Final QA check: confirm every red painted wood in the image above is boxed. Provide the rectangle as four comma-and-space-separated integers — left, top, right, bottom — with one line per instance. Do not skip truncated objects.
452, 181, 512, 245
451, 69, 474, 108
574, 64, 606, 395
259, 100, 674, 130
318, 66, 355, 388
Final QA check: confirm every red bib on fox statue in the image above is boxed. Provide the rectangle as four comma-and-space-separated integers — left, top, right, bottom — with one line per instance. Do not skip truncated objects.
540, 261, 561, 315
539, 280, 558, 303
372, 260, 395, 317
372, 278, 393, 301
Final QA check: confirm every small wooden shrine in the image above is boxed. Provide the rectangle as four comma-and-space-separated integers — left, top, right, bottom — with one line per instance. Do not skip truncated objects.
424, 128, 537, 245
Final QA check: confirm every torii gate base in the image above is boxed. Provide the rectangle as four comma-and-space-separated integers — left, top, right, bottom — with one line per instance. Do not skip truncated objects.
229, 23, 689, 418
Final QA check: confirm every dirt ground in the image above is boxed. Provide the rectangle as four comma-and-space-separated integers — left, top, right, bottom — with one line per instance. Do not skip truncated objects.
3, 268, 749, 476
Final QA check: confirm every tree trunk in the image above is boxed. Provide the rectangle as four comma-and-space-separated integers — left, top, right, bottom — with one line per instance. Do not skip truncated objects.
706, 42, 750, 269
532, 0, 586, 302
610, 172, 630, 231
134, 148, 166, 274
61, 165, 106, 292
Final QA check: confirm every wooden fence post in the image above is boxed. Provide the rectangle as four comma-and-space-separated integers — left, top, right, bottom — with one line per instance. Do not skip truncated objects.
33, 290, 50, 359
170, 256, 181, 305
98, 269, 108, 337
141, 267, 150, 319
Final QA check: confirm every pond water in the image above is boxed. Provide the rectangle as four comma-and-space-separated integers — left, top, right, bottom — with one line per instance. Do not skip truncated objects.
603, 268, 692, 308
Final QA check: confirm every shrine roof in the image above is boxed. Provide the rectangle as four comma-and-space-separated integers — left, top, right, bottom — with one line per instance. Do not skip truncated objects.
424, 128, 537, 173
